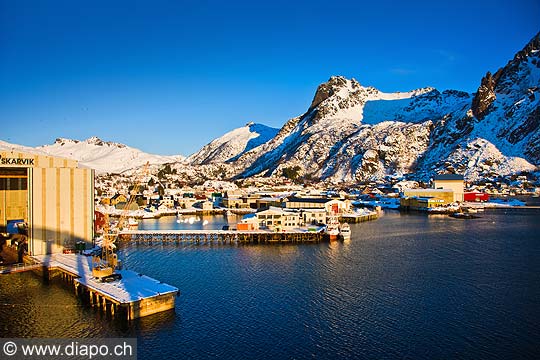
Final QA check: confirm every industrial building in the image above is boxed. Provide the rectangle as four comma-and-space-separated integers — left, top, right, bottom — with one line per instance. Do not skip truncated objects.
1, 150, 94, 256
400, 189, 455, 210
433, 174, 465, 202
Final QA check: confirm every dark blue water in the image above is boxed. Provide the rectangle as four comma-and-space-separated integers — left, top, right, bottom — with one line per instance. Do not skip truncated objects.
2, 210, 540, 359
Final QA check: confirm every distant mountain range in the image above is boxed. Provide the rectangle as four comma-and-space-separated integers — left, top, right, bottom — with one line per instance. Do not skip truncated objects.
0, 136, 184, 174
2, 32, 539, 183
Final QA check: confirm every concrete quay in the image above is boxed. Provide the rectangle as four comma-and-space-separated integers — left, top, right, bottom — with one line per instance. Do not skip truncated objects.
31, 253, 179, 320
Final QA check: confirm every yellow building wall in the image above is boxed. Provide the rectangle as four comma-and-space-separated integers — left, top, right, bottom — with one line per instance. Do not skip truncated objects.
433, 180, 464, 202
2, 151, 94, 255
1, 189, 27, 221
1, 150, 78, 169
30, 167, 93, 255
403, 190, 455, 204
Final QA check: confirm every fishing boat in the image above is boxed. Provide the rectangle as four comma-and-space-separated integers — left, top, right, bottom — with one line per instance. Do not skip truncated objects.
326, 213, 340, 241
340, 223, 351, 239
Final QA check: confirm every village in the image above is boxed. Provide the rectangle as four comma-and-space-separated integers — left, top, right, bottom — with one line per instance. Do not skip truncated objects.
95, 169, 540, 232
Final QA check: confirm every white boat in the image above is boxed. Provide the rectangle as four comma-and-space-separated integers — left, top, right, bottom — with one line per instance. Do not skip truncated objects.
340, 223, 351, 238
128, 218, 139, 227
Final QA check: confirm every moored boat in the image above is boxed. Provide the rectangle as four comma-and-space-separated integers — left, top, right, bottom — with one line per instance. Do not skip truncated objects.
449, 212, 480, 219
340, 223, 351, 238
326, 213, 340, 240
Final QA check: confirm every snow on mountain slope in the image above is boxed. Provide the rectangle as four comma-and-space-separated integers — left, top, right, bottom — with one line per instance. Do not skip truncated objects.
230, 76, 457, 181
38, 137, 185, 173
188, 122, 278, 165
416, 32, 540, 180
0, 140, 50, 156
224, 33, 540, 182
0, 137, 184, 174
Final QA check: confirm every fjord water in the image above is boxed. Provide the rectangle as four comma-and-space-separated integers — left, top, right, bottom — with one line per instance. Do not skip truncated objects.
1, 211, 539, 359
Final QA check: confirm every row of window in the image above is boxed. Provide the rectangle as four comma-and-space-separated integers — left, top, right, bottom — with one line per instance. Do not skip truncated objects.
0, 177, 28, 191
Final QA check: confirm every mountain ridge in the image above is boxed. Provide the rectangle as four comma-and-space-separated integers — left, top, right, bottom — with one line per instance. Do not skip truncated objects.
0, 137, 185, 174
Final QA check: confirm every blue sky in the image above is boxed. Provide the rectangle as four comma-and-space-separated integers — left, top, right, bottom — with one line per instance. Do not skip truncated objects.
1, 0, 538, 156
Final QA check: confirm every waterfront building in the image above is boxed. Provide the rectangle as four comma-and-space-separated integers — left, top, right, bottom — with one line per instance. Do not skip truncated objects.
160, 195, 175, 208
237, 213, 259, 231
464, 192, 490, 202
433, 174, 465, 202
284, 196, 351, 214
255, 207, 300, 231
0, 150, 94, 255
401, 189, 455, 210
300, 209, 327, 226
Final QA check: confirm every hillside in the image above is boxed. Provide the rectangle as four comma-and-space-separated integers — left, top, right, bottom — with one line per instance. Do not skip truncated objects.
188, 122, 278, 165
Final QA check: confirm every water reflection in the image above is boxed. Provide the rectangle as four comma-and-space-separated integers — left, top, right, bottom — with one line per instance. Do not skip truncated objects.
1, 211, 539, 359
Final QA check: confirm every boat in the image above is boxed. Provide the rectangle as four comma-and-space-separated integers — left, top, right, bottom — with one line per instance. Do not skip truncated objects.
449, 212, 480, 219
326, 213, 340, 241
340, 223, 351, 239
128, 218, 139, 228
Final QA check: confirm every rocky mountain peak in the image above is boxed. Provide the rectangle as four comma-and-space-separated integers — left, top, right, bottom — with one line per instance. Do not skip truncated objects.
471, 71, 496, 120
309, 76, 361, 111
54, 138, 79, 146
84, 136, 126, 148
471, 32, 540, 121
513, 31, 540, 62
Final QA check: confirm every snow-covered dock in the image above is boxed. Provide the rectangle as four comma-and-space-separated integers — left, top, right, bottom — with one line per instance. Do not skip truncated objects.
31, 253, 179, 320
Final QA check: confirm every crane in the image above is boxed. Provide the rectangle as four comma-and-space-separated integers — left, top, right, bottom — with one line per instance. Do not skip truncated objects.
92, 161, 150, 281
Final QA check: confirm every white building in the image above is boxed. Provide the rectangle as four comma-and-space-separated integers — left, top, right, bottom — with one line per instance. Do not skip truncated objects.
300, 209, 327, 226
255, 207, 300, 231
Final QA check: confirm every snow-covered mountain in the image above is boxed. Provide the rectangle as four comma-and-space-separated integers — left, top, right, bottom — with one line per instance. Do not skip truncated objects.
188, 122, 278, 165
0, 137, 185, 174
210, 32, 539, 182
222, 77, 471, 181
3, 33, 538, 184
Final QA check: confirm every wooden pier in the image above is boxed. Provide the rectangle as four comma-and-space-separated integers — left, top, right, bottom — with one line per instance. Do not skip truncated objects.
119, 229, 326, 245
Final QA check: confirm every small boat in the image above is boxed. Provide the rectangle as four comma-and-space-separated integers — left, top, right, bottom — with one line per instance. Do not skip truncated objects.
128, 218, 139, 227
449, 212, 480, 219
340, 223, 351, 238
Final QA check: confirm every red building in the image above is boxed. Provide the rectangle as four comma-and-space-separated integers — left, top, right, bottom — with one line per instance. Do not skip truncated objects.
464, 192, 490, 202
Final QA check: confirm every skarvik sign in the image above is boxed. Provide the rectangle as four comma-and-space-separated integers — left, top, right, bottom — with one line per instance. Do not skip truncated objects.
0, 155, 35, 166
